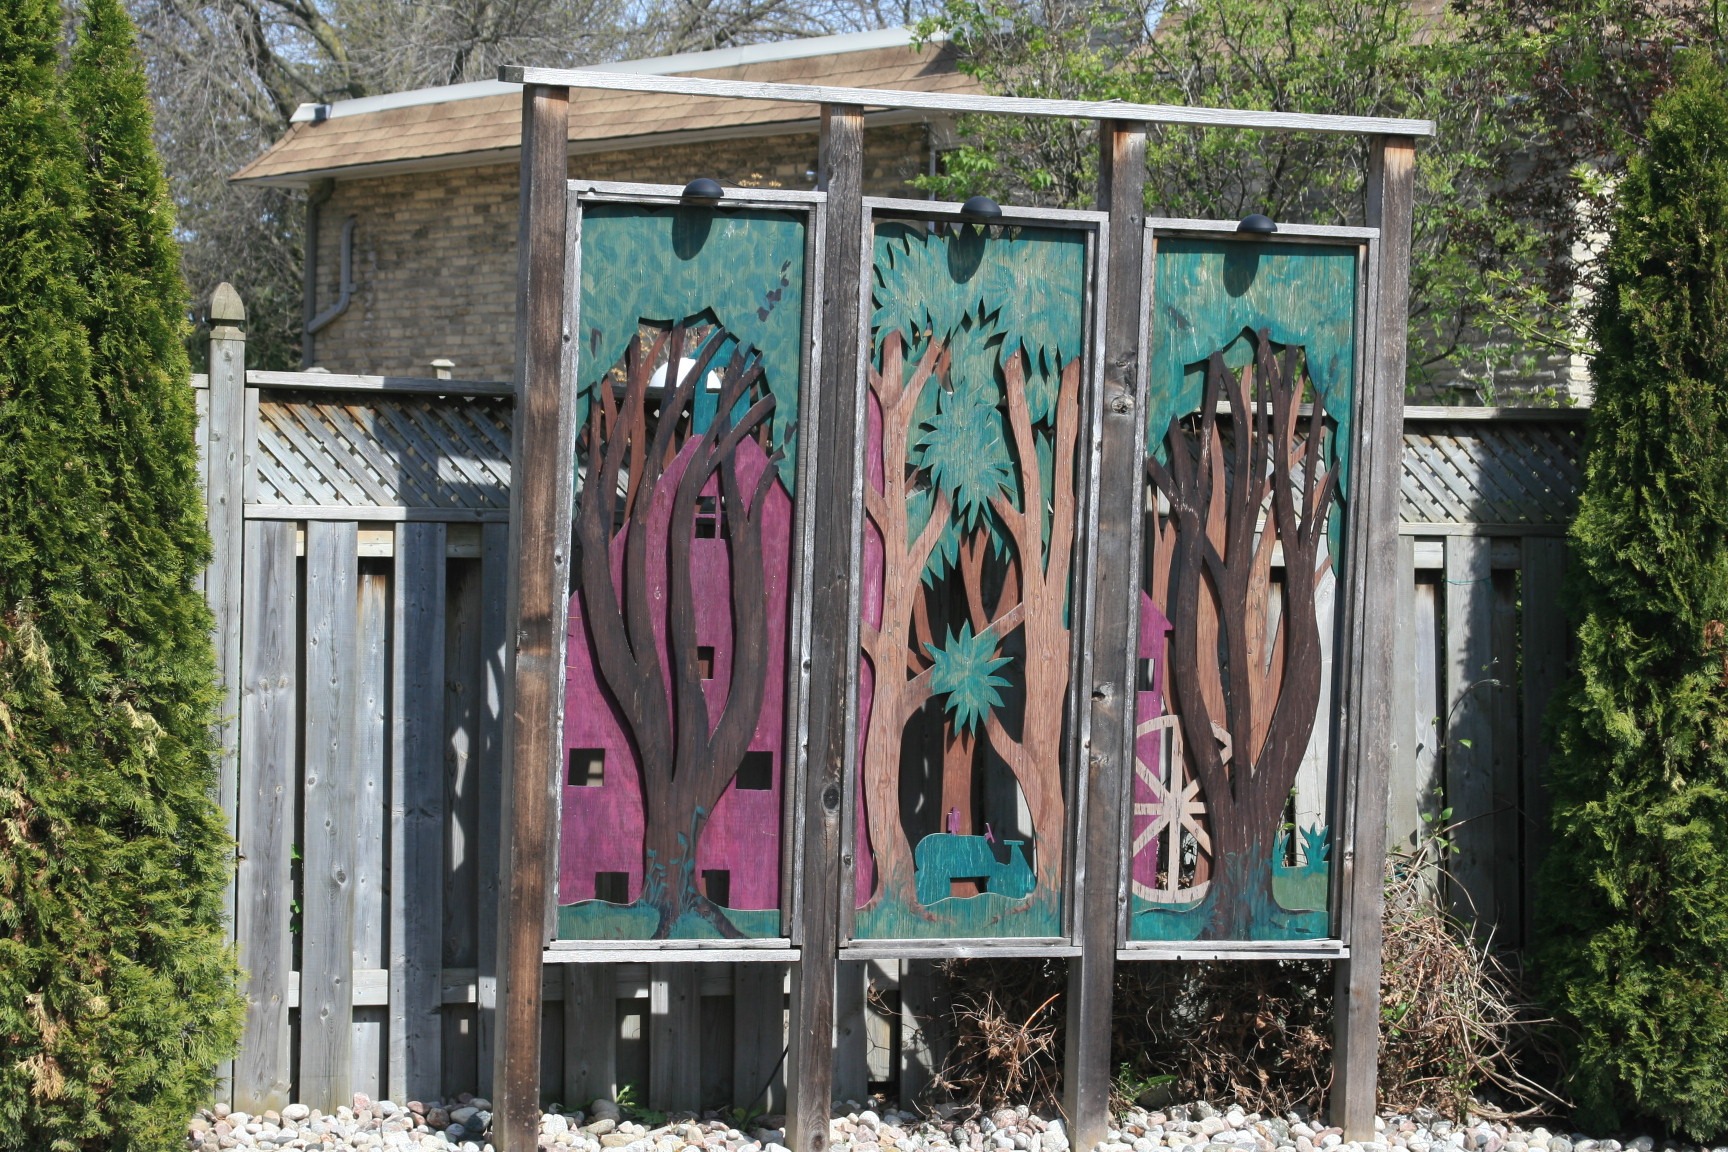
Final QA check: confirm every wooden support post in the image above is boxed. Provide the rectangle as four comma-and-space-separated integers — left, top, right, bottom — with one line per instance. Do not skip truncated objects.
300, 520, 360, 1111
1064, 119, 1148, 1149
786, 101, 864, 1152
494, 82, 574, 1151
1330, 134, 1416, 1140
204, 283, 247, 1102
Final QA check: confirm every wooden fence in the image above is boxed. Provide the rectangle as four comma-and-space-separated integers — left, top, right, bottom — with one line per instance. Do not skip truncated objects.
194, 303, 1587, 1114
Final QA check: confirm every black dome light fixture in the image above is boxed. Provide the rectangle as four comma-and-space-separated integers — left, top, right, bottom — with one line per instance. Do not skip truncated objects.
1237, 212, 1278, 234
681, 177, 724, 205
961, 194, 1004, 222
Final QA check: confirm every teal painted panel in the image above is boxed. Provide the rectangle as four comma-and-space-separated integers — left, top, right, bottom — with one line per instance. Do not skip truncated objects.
1146, 238, 1358, 489
854, 219, 1090, 944
577, 203, 807, 483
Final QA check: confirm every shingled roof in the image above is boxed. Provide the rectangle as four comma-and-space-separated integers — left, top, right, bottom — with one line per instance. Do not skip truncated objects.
231, 28, 975, 187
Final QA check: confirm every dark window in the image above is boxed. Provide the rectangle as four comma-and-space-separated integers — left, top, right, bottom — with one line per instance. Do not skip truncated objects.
569, 747, 605, 787
1137, 657, 1157, 693
697, 646, 715, 680
701, 869, 731, 907
594, 871, 629, 903
695, 495, 722, 538
736, 750, 774, 791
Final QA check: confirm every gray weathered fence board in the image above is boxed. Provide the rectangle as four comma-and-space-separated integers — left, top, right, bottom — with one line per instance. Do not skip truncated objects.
301, 521, 361, 1110
235, 519, 299, 1112
564, 965, 618, 1108
1520, 539, 1568, 946
1443, 536, 1497, 929
353, 563, 391, 1098
392, 522, 448, 1101
733, 964, 787, 1112
650, 964, 702, 1112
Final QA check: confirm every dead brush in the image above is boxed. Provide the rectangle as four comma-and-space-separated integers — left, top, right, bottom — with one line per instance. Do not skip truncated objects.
1378, 835, 1569, 1121
929, 958, 1068, 1114
925, 834, 1566, 1122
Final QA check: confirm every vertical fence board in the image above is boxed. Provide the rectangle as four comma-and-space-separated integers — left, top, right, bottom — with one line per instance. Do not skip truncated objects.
1490, 568, 1522, 945
1520, 539, 1568, 946
352, 563, 391, 1098
392, 522, 448, 1101
563, 965, 617, 1108
444, 559, 484, 1091
477, 522, 510, 1095
649, 964, 701, 1112
1412, 569, 1443, 856
898, 960, 949, 1109
301, 521, 361, 1110
1443, 535, 1496, 929
1388, 537, 1419, 852
833, 960, 868, 1104
733, 964, 787, 1113
234, 519, 299, 1112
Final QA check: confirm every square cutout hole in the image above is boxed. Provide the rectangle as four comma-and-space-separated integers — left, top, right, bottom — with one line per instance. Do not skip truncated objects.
697, 646, 715, 679
569, 747, 605, 787
594, 871, 629, 904
701, 869, 731, 907
736, 750, 773, 791
695, 495, 722, 538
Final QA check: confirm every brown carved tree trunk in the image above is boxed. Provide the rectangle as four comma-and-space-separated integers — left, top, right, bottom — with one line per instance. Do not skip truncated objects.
574, 322, 785, 939
859, 331, 949, 909
1145, 335, 1335, 940
982, 353, 1081, 894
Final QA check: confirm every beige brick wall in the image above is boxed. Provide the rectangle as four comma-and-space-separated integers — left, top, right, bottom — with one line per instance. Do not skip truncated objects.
308, 123, 932, 379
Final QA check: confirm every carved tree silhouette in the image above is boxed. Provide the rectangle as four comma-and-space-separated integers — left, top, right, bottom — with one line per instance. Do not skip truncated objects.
1145, 333, 1336, 939
574, 322, 786, 939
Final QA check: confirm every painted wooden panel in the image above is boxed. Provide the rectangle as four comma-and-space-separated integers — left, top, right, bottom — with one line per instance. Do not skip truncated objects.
560, 204, 809, 941
852, 219, 1092, 941
1131, 236, 1359, 942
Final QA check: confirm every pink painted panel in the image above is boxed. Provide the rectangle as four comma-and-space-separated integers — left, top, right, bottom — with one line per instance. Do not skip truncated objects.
560, 435, 792, 911
1130, 592, 1173, 893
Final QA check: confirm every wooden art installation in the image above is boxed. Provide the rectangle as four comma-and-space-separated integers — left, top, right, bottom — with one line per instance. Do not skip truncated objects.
1131, 237, 1359, 942
559, 204, 808, 940
852, 219, 1091, 941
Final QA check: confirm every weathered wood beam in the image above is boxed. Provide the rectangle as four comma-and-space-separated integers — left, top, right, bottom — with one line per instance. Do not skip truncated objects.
1330, 134, 1417, 1140
1064, 119, 1148, 1150
494, 82, 574, 1151
500, 67, 1434, 138
786, 101, 864, 1152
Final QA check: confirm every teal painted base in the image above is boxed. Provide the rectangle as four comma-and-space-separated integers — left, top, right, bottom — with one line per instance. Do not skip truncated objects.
1129, 826, 1332, 942
854, 887, 1061, 940
557, 900, 782, 941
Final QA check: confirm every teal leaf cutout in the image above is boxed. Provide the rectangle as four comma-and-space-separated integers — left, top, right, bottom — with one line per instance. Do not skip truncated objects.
916, 384, 1015, 531
925, 623, 1012, 735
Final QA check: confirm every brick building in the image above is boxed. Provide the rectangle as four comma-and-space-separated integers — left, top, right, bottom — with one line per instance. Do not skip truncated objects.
233, 29, 974, 378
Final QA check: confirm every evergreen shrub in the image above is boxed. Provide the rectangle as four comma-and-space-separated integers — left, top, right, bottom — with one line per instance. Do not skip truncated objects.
1536, 52, 1728, 1141
0, 0, 242, 1147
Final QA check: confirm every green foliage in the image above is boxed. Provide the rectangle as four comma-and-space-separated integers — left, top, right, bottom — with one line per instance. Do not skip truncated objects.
1536, 53, 1728, 1141
925, 623, 1013, 735
917, 384, 1016, 531
916, 0, 1558, 398
0, 0, 241, 1147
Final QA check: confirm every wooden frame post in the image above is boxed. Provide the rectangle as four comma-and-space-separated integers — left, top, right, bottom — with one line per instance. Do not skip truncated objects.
1330, 134, 1415, 1138
495, 82, 573, 1151
1064, 119, 1148, 1147
786, 101, 864, 1152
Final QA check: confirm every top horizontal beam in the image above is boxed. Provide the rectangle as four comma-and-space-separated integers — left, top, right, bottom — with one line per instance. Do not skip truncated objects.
500, 65, 1435, 138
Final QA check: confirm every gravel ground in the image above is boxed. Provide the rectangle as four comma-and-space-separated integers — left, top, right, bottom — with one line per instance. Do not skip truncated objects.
184, 1095, 1728, 1152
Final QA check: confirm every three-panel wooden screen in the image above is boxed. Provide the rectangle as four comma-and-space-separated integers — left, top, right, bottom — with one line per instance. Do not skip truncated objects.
553, 182, 1367, 959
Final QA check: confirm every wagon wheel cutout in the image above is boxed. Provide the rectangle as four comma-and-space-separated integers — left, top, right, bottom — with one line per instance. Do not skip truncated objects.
1130, 715, 1229, 904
